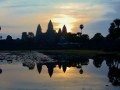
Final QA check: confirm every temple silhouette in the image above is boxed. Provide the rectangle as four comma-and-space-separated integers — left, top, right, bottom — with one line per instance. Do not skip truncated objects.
34, 20, 68, 45
0, 19, 120, 50
20, 20, 69, 49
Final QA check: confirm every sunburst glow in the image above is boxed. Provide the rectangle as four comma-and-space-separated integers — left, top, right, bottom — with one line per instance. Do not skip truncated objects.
52, 15, 77, 32
57, 23, 73, 32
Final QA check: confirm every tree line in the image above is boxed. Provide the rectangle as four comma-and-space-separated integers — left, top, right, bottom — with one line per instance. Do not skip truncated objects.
0, 19, 120, 51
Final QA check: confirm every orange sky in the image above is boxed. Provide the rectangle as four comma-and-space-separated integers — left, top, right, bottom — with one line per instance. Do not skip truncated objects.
0, 0, 120, 38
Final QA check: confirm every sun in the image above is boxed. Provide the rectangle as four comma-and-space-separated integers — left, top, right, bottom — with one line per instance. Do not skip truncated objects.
57, 23, 73, 32
52, 15, 77, 33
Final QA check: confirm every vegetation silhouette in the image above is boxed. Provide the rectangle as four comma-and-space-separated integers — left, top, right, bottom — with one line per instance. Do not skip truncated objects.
106, 58, 120, 86
93, 56, 104, 68
0, 19, 120, 50
108, 19, 120, 40
80, 24, 84, 34
0, 68, 2, 74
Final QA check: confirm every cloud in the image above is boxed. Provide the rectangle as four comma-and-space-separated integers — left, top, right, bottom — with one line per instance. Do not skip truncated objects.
0, 0, 7, 2
0, 0, 120, 38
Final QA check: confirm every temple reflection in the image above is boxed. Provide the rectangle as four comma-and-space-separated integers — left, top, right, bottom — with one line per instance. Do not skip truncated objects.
0, 54, 120, 86
46, 63, 56, 77
37, 63, 43, 74
23, 62, 35, 70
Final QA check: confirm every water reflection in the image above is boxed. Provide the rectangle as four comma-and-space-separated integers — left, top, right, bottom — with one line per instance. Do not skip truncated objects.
0, 52, 120, 87
37, 63, 42, 74
93, 57, 104, 68
23, 62, 35, 70
106, 58, 120, 86
0, 68, 2, 74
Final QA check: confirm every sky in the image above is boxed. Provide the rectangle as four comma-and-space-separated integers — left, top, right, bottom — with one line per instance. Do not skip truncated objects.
0, 0, 120, 39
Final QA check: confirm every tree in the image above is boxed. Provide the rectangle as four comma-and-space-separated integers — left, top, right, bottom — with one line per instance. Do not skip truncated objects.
77, 32, 82, 37
80, 34, 89, 42
109, 19, 120, 40
79, 69, 83, 74
90, 33, 105, 49
0, 68, 2, 74
92, 33, 104, 41
93, 57, 104, 68
80, 24, 84, 34
107, 59, 120, 86
114, 19, 120, 28
6, 35, 13, 41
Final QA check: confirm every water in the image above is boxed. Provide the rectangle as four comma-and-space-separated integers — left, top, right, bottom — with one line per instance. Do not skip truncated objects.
0, 51, 120, 90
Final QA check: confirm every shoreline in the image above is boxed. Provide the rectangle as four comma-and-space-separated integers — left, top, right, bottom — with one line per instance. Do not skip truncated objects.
39, 50, 120, 58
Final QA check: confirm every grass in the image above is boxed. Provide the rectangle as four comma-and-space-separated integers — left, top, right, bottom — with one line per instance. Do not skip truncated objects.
40, 50, 120, 56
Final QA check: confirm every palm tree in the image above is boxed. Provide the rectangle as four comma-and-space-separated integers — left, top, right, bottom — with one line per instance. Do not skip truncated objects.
80, 24, 84, 34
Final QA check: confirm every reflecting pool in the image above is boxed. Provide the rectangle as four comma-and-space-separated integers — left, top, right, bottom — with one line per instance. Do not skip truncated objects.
0, 51, 120, 90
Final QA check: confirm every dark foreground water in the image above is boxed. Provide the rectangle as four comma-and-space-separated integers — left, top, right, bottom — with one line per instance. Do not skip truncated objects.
0, 51, 120, 90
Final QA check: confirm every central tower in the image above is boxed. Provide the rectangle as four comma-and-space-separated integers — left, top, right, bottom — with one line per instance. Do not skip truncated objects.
46, 20, 56, 44
47, 20, 54, 33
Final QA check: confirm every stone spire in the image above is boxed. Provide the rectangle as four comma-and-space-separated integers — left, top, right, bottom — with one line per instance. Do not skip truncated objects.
35, 24, 42, 41
58, 28, 62, 34
62, 25, 67, 34
36, 24, 42, 36
47, 20, 54, 33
